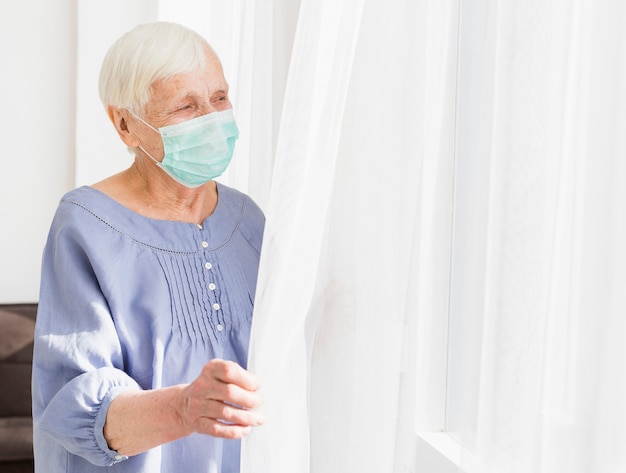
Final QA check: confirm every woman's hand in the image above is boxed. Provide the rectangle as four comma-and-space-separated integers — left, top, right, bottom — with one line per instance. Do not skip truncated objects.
104, 359, 263, 456
179, 359, 264, 438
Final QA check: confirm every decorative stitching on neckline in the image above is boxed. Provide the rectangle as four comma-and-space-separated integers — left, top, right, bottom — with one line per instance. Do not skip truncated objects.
61, 197, 246, 255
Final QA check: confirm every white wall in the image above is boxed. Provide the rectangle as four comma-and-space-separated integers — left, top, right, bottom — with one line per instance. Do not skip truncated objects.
0, 1, 76, 303
0, 1, 156, 303
75, 0, 157, 187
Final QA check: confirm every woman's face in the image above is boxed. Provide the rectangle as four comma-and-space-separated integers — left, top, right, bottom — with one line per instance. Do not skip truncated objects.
129, 48, 232, 162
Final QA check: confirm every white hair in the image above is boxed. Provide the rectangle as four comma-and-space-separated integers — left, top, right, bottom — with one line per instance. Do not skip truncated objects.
98, 22, 213, 113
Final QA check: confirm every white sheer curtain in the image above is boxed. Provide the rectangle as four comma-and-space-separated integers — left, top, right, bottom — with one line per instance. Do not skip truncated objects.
243, 0, 626, 472
447, 1, 626, 472
243, 0, 458, 472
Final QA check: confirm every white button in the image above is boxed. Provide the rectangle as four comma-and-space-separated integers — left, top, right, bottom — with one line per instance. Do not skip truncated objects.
216, 324, 224, 332
114, 454, 125, 461
201, 241, 209, 248
213, 303, 220, 311
208, 283, 216, 290
196, 223, 203, 230
205, 262, 212, 270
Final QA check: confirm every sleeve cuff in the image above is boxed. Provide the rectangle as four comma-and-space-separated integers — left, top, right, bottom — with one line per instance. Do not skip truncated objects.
94, 384, 135, 465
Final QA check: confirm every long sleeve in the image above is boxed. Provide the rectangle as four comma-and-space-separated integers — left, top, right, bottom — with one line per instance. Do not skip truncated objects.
32, 204, 141, 467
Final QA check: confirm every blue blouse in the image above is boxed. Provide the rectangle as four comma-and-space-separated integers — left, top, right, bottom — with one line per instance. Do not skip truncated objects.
32, 183, 264, 473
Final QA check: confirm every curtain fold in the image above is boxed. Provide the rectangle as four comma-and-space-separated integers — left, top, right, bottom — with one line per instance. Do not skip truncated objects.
242, 1, 366, 472
448, 1, 626, 472
243, 0, 458, 472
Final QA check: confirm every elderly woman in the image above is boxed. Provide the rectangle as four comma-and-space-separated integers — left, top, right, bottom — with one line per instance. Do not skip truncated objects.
32, 22, 265, 472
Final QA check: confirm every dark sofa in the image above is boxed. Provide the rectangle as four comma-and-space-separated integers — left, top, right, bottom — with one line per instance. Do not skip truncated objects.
0, 304, 36, 473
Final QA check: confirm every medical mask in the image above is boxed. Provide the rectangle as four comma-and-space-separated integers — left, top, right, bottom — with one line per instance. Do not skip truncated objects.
132, 108, 239, 188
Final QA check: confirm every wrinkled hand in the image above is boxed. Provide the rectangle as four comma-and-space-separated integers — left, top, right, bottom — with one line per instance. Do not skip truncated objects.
180, 359, 264, 439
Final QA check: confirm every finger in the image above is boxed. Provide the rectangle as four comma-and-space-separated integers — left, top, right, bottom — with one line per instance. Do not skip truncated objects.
216, 382, 264, 410
213, 401, 265, 427
193, 401, 264, 438
205, 359, 261, 391
185, 384, 262, 418
195, 417, 253, 440
186, 373, 263, 413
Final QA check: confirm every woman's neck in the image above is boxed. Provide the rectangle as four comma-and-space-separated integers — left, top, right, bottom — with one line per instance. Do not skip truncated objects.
92, 160, 219, 224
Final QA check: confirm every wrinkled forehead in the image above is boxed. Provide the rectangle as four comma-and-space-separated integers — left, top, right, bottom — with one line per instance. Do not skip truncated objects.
142, 52, 230, 114
143, 49, 228, 102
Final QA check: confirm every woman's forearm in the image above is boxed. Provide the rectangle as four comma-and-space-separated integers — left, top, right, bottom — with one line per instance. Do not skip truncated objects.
104, 384, 190, 456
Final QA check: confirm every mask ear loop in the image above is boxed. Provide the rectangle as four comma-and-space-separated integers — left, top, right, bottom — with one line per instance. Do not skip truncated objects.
127, 110, 163, 165
138, 146, 161, 165
128, 110, 160, 133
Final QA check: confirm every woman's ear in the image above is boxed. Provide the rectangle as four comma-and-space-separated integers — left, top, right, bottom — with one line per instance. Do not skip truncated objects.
108, 106, 141, 147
